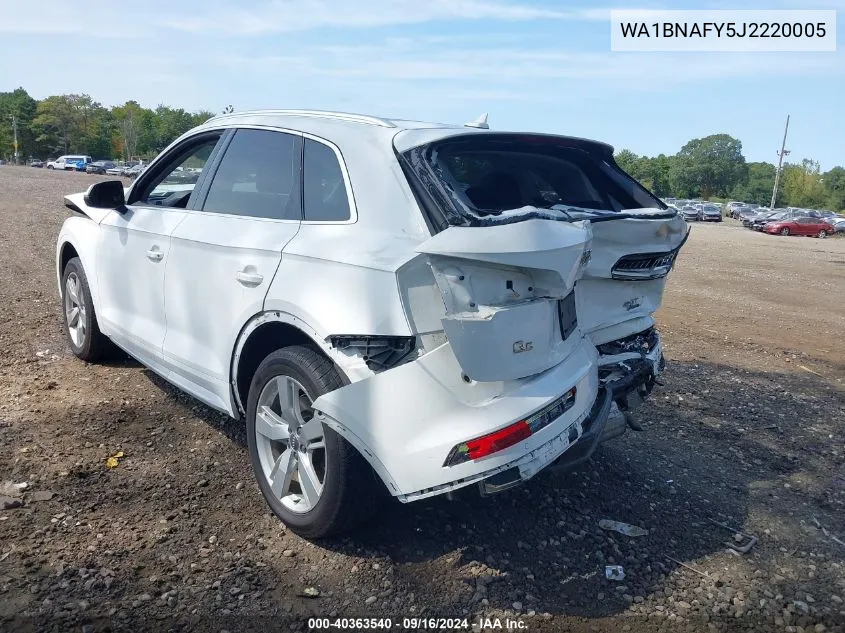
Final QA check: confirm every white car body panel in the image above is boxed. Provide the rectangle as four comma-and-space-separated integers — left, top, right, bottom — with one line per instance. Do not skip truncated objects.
56, 110, 688, 503
415, 219, 591, 382
56, 216, 103, 308
312, 336, 598, 499
160, 211, 302, 415
96, 206, 188, 363
577, 214, 688, 345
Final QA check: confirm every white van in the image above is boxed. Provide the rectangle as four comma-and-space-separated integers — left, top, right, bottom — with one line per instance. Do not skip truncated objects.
47, 155, 92, 171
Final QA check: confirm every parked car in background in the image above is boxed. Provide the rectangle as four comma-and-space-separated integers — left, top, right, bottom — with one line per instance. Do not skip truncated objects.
47, 155, 92, 171
700, 204, 722, 222
125, 164, 146, 179
743, 208, 786, 227
86, 161, 117, 175
749, 211, 783, 230
105, 165, 124, 176
832, 217, 845, 233
55, 109, 688, 537
28, 159, 44, 168
732, 205, 751, 219
681, 205, 700, 221
764, 216, 834, 238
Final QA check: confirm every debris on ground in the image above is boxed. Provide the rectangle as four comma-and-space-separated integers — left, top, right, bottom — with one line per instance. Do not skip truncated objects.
599, 519, 649, 537
300, 587, 320, 598
105, 451, 126, 468
708, 518, 758, 554
0, 496, 23, 510
665, 556, 709, 577
604, 565, 625, 581
30, 491, 54, 502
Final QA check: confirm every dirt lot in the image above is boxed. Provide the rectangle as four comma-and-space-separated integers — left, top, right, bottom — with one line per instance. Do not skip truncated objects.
0, 166, 843, 633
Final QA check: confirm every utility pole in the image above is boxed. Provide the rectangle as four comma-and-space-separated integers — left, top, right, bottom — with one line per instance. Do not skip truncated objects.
769, 115, 790, 210
8, 115, 19, 165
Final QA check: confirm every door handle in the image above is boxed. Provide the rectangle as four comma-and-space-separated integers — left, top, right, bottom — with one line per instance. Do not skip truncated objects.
146, 247, 164, 262
236, 268, 264, 286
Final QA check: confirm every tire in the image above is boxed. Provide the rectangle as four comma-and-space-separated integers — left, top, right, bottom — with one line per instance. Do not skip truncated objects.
818, 230, 828, 239
780, 228, 790, 236
246, 346, 384, 538
47, 165, 54, 170
61, 257, 112, 362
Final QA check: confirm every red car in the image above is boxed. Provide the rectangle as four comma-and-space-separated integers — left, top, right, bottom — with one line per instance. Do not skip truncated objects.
764, 216, 835, 238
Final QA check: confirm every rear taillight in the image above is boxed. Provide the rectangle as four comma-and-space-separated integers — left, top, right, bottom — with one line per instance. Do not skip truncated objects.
443, 387, 577, 466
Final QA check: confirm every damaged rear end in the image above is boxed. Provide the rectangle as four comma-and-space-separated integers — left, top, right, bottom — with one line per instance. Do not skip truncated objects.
313, 129, 687, 501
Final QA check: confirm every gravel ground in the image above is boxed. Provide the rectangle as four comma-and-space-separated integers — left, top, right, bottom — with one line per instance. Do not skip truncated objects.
0, 166, 843, 633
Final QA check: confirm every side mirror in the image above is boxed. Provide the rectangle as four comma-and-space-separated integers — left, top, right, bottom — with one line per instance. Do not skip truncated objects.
84, 180, 126, 209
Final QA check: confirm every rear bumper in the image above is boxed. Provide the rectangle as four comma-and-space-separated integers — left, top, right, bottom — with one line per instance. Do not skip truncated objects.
313, 338, 600, 502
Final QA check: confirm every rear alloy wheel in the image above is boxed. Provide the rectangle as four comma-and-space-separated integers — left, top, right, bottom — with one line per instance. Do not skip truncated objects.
818, 230, 828, 239
61, 257, 112, 362
780, 227, 790, 236
246, 346, 383, 538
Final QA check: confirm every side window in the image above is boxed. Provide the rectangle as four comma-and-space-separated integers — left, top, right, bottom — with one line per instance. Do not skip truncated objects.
303, 139, 351, 222
135, 135, 221, 208
202, 129, 301, 220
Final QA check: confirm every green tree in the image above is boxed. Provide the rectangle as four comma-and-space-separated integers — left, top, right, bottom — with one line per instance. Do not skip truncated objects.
615, 149, 639, 174
614, 150, 672, 196
31, 94, 103, 156
731, 162, 776, 206
821, 166, 845, 212
669, 134, 747, 199
112, 101, 148, 160
0, 87, 38, 161
31, 95, 78, 155
781, 159, 827, 209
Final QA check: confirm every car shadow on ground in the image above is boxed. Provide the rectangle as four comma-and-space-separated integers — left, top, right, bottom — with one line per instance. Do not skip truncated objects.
125, 355, 843, 624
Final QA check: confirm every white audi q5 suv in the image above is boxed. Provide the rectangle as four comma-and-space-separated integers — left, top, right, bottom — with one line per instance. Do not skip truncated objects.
56, 110, 688, 537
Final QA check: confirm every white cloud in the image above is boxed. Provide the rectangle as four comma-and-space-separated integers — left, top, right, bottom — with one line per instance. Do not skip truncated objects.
0, 0, 607, 36
159, 0, 607, 35
213, 41, 840, 86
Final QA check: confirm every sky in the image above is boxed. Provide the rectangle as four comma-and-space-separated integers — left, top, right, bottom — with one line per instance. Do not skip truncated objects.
1, 0, 843, 168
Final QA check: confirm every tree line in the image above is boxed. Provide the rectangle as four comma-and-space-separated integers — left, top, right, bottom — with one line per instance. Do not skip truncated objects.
2, 86, 843, 211
0, 87, 215, 162
615, 134, 845, 212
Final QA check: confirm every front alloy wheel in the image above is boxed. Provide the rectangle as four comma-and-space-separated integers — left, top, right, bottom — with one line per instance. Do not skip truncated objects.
64, 272, 87, 348
61, 257, 111, 362
780, 227, 790, 236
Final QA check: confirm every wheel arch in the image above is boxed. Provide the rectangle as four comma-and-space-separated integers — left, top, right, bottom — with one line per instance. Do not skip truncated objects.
56, 218, 102, 310
230, 311, 402, 495
230, 311, 353, 419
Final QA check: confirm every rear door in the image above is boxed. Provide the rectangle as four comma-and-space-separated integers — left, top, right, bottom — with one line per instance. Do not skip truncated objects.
161, 127, 303, 413
795, 217, 814, 235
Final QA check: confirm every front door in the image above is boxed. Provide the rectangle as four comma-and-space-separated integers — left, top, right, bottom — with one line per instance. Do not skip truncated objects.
97, 132, 226, 371
161, 128, 303, 413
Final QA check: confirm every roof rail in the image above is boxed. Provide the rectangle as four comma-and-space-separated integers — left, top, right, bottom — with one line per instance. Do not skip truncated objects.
204, 109, 396, 128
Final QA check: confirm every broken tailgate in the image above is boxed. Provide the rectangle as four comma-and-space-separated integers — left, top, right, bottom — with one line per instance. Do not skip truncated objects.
414, 218, 592, 382
577, 213, 689, 345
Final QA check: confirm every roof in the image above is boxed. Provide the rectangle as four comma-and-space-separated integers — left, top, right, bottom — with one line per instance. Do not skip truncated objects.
202, 109, 459, 133
196, 109, 614, 154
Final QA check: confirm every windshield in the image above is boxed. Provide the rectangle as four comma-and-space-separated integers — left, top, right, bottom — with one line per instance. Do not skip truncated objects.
401, 133, 667, 229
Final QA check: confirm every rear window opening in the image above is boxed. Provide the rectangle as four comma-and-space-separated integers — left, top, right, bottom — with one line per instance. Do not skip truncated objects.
401, 133, 669, 230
